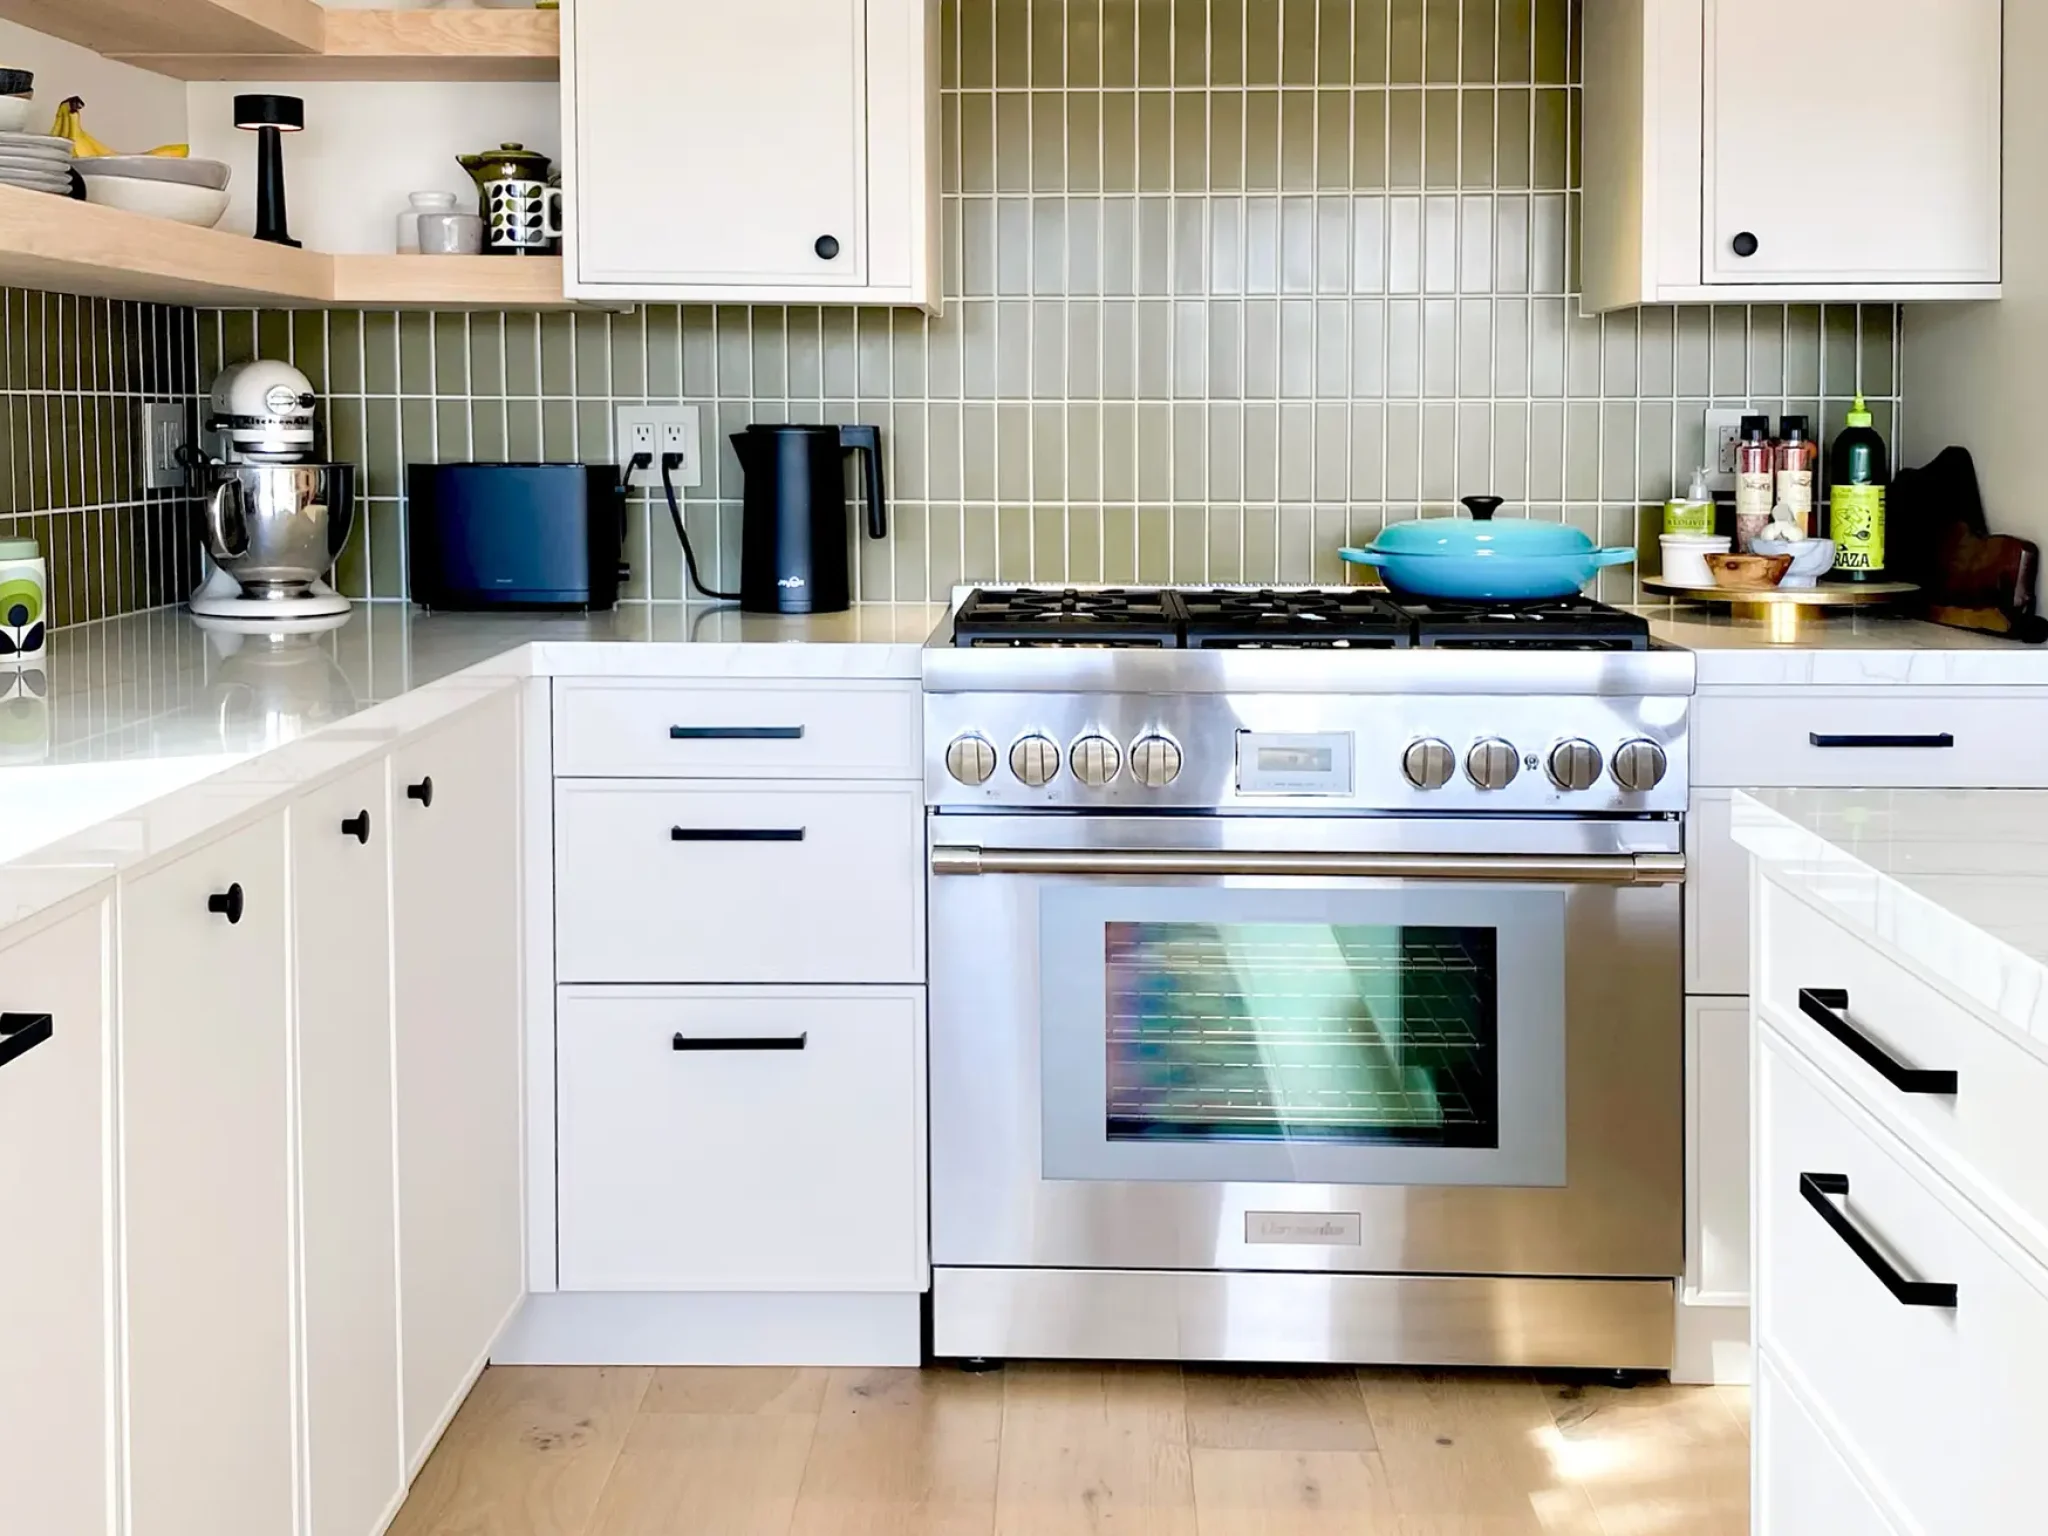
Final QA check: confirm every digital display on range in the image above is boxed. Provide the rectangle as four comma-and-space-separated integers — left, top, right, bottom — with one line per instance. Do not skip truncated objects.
1257, 746, 1334, 774
1236, 732, 1353, 795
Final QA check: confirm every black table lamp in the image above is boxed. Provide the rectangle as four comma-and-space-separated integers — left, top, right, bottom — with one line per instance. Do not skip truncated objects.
235, 93, 304, 248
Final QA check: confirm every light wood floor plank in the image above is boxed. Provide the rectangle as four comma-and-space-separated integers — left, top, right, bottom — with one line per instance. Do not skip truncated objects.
787, 1368, 1004, 1536
1716, 1386, 1751, 1440
1360, 1370, 1605, 1535
386, 1365, 652, 1536
642, 1366, 831, 1416
995, 1364, 1197, 1536
1190, 1448, 1401, 1536
1183, 1367, 1378, 1452
1540, 1381, 1750, 1536
585, 1412, 819, 1536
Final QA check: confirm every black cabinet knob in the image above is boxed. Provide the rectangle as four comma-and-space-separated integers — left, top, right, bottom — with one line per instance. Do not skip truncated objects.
341, 810, 371, 845
407, 777, 434, 809
1732, 231, 1760, 258
208, 884, 245, 925
814, 234, 841, 261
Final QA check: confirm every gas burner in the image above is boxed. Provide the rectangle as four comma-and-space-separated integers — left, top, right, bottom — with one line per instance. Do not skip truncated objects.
1180, 588, 1413, 650
952, 588, 1185, 648
1399, 595, 1653, 652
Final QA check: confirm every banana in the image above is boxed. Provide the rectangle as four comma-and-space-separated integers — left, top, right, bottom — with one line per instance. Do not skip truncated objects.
51, 97, 115, 159
144, 145, 190, 158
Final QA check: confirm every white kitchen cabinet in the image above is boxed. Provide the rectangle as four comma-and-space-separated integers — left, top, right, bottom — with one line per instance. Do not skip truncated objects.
561, 0, 940, 308
1687, 997, 1751, 1308
121, 816, 295, 1536
0, 899, 114, 1536
1584, 0, 2002, 310
290, 762, 404, 1536
557, 987, 926, 1293
1685, 789, 1748, 997
390, 692, 525, 1475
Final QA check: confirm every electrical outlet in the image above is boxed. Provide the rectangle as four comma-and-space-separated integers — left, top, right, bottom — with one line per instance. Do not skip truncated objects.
616, 406, 703, 489
137, 401, 188, 490
1702, 408, 1746, 495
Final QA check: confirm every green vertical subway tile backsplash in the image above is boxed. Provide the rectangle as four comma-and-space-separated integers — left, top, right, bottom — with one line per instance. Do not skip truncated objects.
200, 0, 1902, 605
0, 291, 200, 629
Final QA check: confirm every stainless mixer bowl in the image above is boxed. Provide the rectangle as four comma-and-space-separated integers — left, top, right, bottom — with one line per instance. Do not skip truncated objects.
198, 464, 356, 599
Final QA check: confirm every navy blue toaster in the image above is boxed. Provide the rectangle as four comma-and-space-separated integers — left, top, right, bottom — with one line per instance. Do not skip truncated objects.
407, 463, 624, 611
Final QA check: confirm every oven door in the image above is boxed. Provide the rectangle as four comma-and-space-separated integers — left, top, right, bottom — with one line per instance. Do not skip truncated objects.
928, 813, 1684, 1279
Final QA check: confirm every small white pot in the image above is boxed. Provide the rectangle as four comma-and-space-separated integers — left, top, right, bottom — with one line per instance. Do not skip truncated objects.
1659, 534, 1732, 588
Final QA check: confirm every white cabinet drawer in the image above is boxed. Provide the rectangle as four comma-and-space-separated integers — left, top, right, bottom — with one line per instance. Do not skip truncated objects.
1695, 693, 2048, 789
557, 987, 925, 1291
1759, 876, 2048, 1258
1757, 1025, 2048, 1535
1755, 1354, 1900, 1536
555, 781, 924, 984
554, 679, 920, 780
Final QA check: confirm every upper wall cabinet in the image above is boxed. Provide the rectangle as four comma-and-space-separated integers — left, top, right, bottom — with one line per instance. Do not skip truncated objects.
560, 0, 941, 310
1583, 0, 2002, 312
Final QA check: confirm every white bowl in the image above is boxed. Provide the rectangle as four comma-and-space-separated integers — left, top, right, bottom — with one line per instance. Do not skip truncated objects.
78, 154, 230, 191
0, 97, 35, 134
1750, 536, 1836, 588
80, 173, 230, 228
1659, 533, 1732, 589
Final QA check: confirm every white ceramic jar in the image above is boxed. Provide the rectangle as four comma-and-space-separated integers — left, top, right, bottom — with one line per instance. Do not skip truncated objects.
0, 535, 46, 662
1659, 533, 1732, 589
396, 190, 458, 254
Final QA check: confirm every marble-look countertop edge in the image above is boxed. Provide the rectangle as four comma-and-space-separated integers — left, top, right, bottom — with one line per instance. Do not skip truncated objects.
1729, 790, 2048, 1066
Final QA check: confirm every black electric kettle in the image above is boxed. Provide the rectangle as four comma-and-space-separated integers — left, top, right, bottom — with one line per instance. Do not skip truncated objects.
725, 424, 887, 615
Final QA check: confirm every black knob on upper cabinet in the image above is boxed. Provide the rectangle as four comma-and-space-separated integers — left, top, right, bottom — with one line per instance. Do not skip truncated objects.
407, 777, 434, 808
814, 234, 841, 260
1732, 231, 1760, 258
341, 810, 371, 845
208, 884, 245, 925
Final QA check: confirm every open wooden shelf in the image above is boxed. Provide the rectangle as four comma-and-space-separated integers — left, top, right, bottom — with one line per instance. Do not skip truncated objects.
0, 186, 571, 309
0, 2, 560, 83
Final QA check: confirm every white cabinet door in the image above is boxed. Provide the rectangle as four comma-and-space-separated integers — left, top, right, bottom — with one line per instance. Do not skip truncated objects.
122, 817, 295, 1536
0, 901, 114, 1536
1705, 0, 2000, 284
1687, 997, 1751, 1307
1755, 1355, 1900, 1536
570, 0, 868, 287
391, 693, 524, 1474
291, 763, 403, 1536
1685, 788, 1748, 996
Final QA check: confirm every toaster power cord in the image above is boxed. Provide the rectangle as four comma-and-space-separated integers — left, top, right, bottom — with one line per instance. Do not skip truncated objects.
663, 451, 740, 602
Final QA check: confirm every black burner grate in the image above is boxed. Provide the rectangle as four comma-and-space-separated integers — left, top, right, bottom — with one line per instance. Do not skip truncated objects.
1400, 595, 1653, 652
952, 587, 1185, 647
1179, 588, 1414, 649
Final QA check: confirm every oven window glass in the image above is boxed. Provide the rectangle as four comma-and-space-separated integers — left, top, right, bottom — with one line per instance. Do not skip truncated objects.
1103, 922, 1498, 1149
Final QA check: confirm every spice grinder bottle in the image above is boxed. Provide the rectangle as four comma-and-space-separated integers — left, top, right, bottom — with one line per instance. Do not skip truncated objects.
1734, 415, 1776, 553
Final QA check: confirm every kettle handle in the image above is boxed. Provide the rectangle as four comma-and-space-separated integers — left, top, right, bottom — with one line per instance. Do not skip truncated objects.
840, 425, 887, 540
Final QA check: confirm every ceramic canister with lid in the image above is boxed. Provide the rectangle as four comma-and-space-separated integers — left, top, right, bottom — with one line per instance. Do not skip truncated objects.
0, 535, 46, 662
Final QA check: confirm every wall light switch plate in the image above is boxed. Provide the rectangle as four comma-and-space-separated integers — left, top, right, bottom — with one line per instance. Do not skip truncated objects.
138, 401, 188, 490
1702, 409, 1746, 496
616, 406, 703, 489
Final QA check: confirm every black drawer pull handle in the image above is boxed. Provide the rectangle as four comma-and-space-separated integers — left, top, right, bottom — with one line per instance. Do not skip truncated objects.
671, 827, 807, 843
0, 1012, 53, 1071
1799, 989, 1959, 1095
673, 1033, 808, 1052
341, 810, 371, 845
1808, 733, 1955, 750
670, 726, 807, 742
208, 883, 245, 925
1801, 1172, 1958, 1309
407, 777, 434, 808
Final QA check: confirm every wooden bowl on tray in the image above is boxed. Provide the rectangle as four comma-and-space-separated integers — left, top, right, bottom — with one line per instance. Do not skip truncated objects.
1705, 552, 1793, 591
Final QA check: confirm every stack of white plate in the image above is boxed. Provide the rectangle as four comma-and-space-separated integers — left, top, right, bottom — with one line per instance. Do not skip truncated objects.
0, 131, 73, 196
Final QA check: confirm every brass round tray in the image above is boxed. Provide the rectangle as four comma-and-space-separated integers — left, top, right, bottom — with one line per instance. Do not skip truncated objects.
1642, 578, 1920, 642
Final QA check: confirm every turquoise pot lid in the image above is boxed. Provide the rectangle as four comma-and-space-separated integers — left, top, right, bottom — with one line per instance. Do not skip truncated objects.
1372, 497, 1598, 559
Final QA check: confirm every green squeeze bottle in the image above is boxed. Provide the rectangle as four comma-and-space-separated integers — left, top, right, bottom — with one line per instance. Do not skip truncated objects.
1829, 395, 1890, 582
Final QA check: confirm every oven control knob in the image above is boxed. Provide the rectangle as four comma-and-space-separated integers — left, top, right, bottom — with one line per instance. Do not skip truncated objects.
1130, 735, 1183, 789
1010, 733, 1062, 788
1402, 738, 1456, 791
1070, 734, 1122, 788
1465, 738, 1521, 792
1612, 738, 1669, 794
1547, 739, 1605, 793
945, 734, 998, 786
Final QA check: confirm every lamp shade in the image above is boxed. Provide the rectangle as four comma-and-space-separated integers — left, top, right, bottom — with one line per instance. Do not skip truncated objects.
234, 94, 304, 131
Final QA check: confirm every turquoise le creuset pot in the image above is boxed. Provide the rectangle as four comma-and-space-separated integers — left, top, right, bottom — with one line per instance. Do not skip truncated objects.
1341, 496, 1636, 601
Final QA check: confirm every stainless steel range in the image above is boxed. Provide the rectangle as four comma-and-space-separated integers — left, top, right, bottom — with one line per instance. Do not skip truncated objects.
924, 587, 1695, 1371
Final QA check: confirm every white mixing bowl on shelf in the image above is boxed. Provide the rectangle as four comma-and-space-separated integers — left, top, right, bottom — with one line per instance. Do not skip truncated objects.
80, 173, 231, 227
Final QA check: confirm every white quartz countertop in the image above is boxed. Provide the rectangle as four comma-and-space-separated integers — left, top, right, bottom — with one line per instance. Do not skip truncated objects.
1732, 788, 2048, 1065
1639, 606, 2048, 686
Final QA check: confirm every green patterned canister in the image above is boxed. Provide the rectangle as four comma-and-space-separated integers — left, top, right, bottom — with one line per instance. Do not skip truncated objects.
0, 537, 45, 664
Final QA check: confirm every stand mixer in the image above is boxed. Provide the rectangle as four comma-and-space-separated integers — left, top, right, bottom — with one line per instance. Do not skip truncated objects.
189, 360, 356, 624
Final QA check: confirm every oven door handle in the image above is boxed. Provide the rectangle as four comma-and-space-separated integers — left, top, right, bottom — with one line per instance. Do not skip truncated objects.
929, 847, 1687, 885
